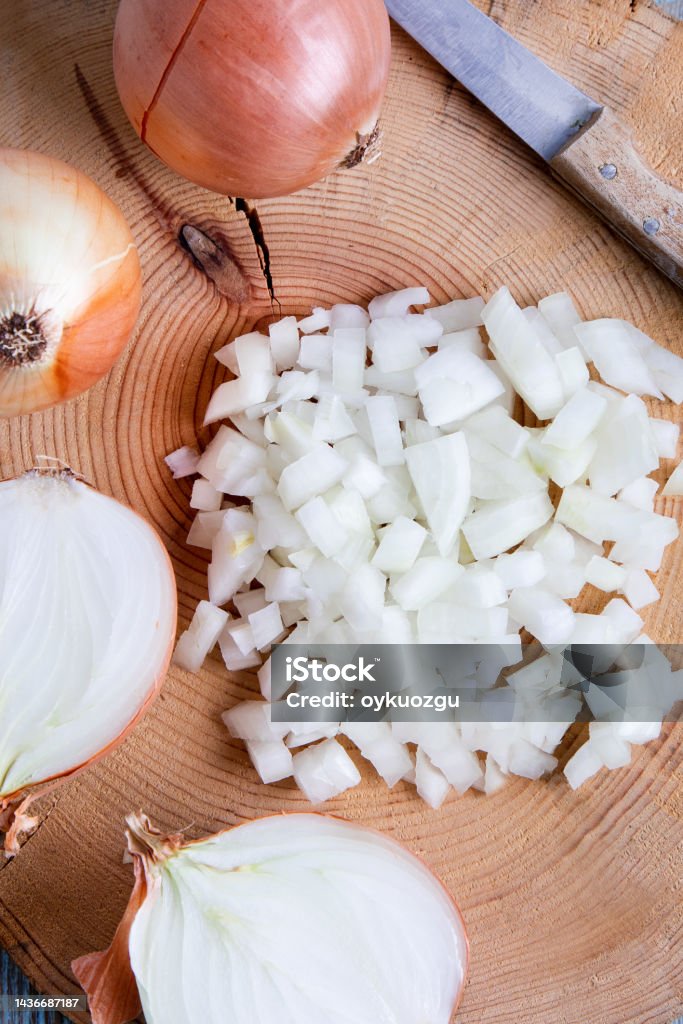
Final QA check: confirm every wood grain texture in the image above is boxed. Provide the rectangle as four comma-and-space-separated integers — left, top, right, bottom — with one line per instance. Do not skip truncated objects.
551, 106, 683, 289
0, 1, 683, 1023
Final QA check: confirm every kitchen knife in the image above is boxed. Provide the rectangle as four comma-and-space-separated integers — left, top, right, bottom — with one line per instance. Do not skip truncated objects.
385, 0, 683, 290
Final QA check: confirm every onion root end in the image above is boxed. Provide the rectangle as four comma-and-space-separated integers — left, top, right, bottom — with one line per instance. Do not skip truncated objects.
340, 122, 382, 170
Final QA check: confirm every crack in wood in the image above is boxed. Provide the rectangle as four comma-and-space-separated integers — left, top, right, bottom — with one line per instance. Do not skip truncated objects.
234, 198, 279, 310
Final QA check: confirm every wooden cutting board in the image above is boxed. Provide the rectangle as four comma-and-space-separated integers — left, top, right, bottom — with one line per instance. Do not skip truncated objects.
1, 1, 683, 1021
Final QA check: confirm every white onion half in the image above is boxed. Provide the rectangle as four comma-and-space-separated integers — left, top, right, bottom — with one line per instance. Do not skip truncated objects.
0, 471, 177, 852
73, 812, 468, 1024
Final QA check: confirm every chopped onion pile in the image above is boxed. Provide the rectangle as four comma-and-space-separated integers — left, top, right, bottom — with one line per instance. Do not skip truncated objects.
0, 471, 177, 852
73, 812, 468, 1024
169, 285, 683, 806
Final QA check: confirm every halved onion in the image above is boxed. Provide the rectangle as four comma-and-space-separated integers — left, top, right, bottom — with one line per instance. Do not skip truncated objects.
73, 811, 468, 1024
0, 471, 177, 853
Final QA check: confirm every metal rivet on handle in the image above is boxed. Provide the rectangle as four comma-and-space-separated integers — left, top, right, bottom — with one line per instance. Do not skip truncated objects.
599, 163, 618, 180
643, 217, 661, 236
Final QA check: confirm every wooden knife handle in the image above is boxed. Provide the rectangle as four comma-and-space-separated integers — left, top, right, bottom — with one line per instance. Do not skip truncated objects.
550, 106, 683, 290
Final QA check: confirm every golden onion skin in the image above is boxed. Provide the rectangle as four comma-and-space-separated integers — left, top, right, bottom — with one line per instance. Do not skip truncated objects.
0, 148, 141, 418
113, 0, 392, 198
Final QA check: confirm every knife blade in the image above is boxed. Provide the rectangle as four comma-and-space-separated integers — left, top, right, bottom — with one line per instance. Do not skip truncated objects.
385, 0, 683, 289
386, 0, 601, 161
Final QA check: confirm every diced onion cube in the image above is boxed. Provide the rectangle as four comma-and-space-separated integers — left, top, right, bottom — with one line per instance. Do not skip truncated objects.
542, 387, 606, 450
228, 619, 256, 656
329, 304, 370, 331
415, 748, 451, 809
564, 743, 603, 790
507, 739, 557, 780
219, 629, 262, 671
277, 445, 348, 511
245, 740, 294, 783
298, 307, 331, 333
482, 287, 565, 419
618, 477, 659, 511
494, 550, 545, 589
428, 743, 483, 794
649, 418, 679, 459
339, 564, 386, 631
190, 478, 222, 512
372, 516, 427, 573
588, 395, 659, 496
371, 323, 424, 372
187, 510, 226, 549
248, 603, 284, 650
585, 556, 626, 592
416, 349, 504, 426
507, 587, 575, 645
165, 445, 200, 478
406, 434, 471, 556
663, 461, 683, 497
204, 374, 272, 425
425, 296, 484, 332
438, 328, 486, 360
464, 405, 530, 459
368, 286, 430, 320
292, 739, 361, 803
222, 701, 289, 742
269, 316, 300, 370
575, 319, 663, 398
462, 492, 553, 561
600, 598, 644, 644
299, 333, 333, 371
366, 395, 404, 466
620, 569, 659, 610
173, 601, 229, 673
332, 328, 366, 394
555, 346, 589, 398
537, 292, 582, 350
233, 589, 268, 617
390, 557, 462, 611
296, 496, 349, 557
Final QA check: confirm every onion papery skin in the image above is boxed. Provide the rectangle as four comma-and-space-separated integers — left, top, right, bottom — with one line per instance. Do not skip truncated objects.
113, 0, 392, 198
73, 811, 469, 1024
0, 148, 142, 417
0, 472, 177, 853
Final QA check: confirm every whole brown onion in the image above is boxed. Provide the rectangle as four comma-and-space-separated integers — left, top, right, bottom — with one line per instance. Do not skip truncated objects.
113, 0, 392, 198
0, 148, 142, 418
